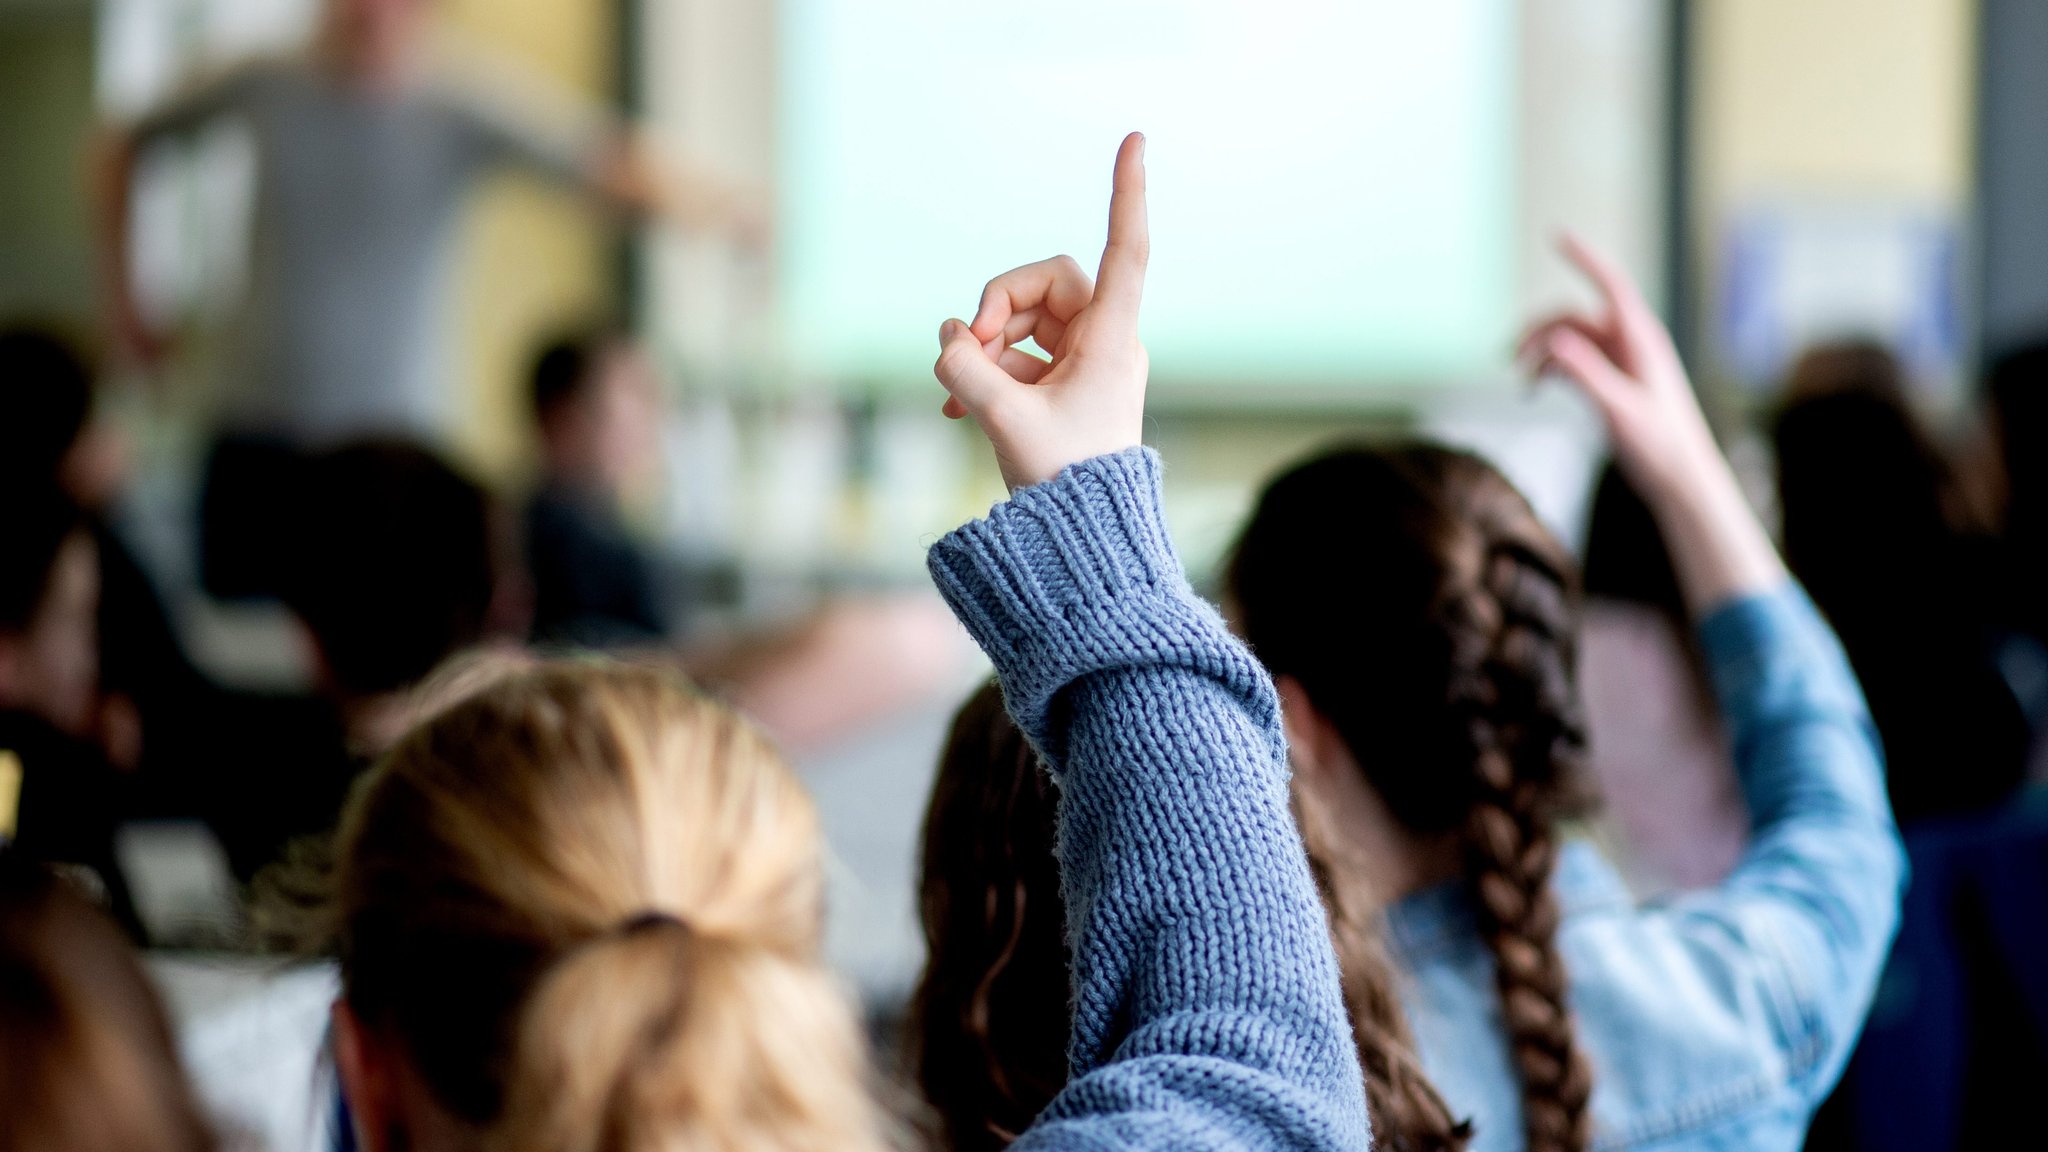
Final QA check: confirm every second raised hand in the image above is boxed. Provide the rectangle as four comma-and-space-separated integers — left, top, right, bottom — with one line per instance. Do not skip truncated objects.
934, 132, 1151, 492
1520, 234, 1786, 613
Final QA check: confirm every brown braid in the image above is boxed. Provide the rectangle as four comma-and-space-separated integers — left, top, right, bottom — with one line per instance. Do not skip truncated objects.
1311, 852, 1473, 1152
1228, 444, 1596, 1152
1453, 537, 1595, 1152
908, 682, 1070, 1151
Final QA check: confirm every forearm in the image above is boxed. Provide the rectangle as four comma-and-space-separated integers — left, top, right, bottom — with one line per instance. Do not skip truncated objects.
927, 448, 1371, 1148
1035, 663, 1370, 1145
589, 135, 763, 240
1639, 438, 1787, 618
1694, 586, 1904, 1074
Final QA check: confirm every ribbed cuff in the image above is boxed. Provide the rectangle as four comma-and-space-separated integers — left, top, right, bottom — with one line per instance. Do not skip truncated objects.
927, 447, 1221, 763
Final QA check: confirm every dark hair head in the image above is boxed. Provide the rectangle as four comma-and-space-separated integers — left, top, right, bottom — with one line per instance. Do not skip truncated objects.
0, 327, 93, 496
1773, 344, 1951, 604
529, 330, 621, 427
908, 682, 1069, 1152
0, 494, 88, 634
282, 441, 497, 697
1987, 341, 2048, 547
1227, 443, 1593, 1152
1580, 463, 1683, 619
1786, 339, 1909, 401
0, 848, 215, 1152
1775, 343, 2030, 820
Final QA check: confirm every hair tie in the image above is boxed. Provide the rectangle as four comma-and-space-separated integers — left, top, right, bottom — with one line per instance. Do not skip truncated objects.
615, 910, 690, 937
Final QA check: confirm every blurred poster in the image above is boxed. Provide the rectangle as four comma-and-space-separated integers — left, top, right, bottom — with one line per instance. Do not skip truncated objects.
1717, 202, 1960, 398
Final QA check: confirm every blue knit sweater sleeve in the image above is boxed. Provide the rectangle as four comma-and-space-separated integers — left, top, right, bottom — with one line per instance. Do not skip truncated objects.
927, 448, 1373, 1152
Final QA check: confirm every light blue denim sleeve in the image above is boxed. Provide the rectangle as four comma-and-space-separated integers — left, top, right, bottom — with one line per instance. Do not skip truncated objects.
1683, 585, 1906, 1096
927, 448, 1374, 1152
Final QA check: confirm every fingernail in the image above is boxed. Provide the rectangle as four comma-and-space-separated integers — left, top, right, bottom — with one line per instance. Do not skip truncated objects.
939, 319, 960, 343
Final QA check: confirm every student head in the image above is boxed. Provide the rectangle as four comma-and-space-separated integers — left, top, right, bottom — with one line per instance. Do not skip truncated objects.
1774, 342, 2029, 820
0, 848, 215, 1152
0, 326, 120, 510
322, 0, 434, 79
1226, 443, 1592, 1152
909, 682, 1068, 1152
1580, 463, 1684, 621
1989, 340, 2048, 550
530, 331, 662, 500
281, 442, 501, 709
325, 660, 890, 1152
0, 496, 99, 738
1773, 342, 1953, 604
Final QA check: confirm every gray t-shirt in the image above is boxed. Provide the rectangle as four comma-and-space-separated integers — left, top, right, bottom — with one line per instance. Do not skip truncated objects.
135, 60, 599, 446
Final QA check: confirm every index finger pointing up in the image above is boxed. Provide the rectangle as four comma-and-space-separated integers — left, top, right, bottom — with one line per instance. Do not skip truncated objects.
1092, 132, 1150, 328
1560, 232, 1657, 333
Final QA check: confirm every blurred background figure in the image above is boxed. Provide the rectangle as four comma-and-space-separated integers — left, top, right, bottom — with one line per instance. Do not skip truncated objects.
0, 494, 142, 940
0, 327, 195, 784
96, 0, 754, 605
1984, 341, 2048, 757
524, 329, 675, 649
0, 847, 217, 1152
1774, 343, 2029, 823
1779, 341, 2048, 1152
100, 0, 735, 451
200, 440, 509, 882
0, 327, 116, 506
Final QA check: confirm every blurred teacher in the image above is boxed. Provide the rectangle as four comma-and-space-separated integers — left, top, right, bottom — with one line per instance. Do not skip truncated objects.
98, 0, 743, 448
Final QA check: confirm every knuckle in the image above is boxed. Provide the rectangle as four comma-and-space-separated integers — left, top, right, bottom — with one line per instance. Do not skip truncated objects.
934, 343, 971, 381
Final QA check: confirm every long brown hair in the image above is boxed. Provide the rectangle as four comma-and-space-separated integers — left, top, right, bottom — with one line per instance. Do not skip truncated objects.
1227, 444, 1595, 1152
0, 849, 216, 1152
326, 659, 892, 1152
907, 682, 1070, 1150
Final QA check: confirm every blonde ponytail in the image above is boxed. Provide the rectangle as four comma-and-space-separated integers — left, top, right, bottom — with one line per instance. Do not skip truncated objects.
331, 661, 893, 1152
500, 916, 880, 1152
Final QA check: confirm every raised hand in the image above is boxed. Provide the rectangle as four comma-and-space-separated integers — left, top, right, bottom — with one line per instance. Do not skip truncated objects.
934, 133, 1150, 491
1517, 235, 1719, 501
1520, 235, 1785, 612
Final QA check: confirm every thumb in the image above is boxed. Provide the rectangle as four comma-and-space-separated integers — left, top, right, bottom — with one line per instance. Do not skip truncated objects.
934, 318, 1012, 418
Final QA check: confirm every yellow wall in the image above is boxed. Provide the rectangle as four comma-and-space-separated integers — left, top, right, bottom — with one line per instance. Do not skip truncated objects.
1694, 0, 1974, 208
1687, 0, 1975, 398
442, 0, 617, 479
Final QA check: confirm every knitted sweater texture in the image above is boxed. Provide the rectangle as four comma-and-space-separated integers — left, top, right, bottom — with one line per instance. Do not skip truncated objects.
928, 447, 1374, 1151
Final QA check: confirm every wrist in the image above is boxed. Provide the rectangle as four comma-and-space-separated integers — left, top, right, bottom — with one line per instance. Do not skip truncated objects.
1004, 442, 1141, 493
1639, 460, 1787, 616
1639, 450, 1742, 521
